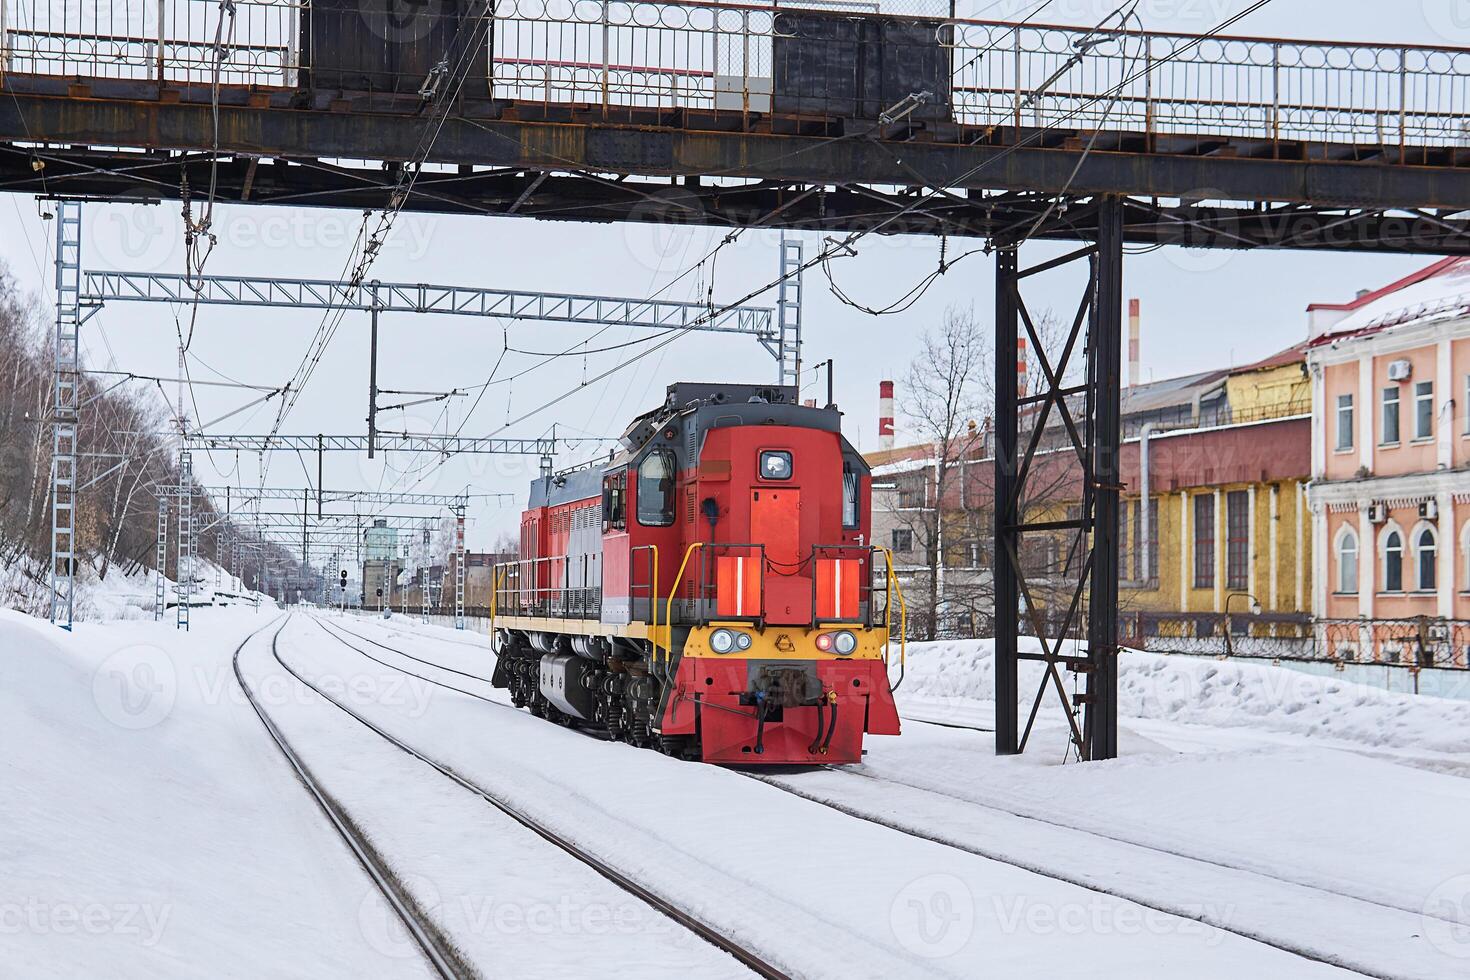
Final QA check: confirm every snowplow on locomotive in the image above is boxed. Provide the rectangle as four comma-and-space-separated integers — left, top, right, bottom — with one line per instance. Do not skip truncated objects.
490, 382, 904, 764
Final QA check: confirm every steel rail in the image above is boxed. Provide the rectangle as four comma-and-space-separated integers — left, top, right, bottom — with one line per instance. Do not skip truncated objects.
230, 616, 465, 980
294, 615, 793, 980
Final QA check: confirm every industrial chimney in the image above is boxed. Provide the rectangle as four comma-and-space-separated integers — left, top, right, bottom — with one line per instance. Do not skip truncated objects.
1016, 337, 1028, 399
878, 380, 895, 451
1128, 298, 1141, 387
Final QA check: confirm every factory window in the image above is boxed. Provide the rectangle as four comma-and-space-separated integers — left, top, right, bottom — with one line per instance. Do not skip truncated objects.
1415, 526, 1437, 593
1381, 528, 1404, 593
842, 462, 860, 529
1225, 490, 1249, 591
896, 474, 926, 509
891, 528, 914, 553
1335, 394, 1354, 451
1193, 495, 1215, 589
1335, 526, 1358, 594
636, 449, 676, 527
1381, 386, 1399, 444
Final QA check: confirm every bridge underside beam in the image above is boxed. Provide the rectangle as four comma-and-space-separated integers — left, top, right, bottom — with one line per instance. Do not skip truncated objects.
3, 90, 1470, 252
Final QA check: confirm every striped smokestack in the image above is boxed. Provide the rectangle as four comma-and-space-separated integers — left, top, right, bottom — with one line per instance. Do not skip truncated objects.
1016, 337, 1028, 399
878, 380, 895, 451
1128, 298, 1141, 387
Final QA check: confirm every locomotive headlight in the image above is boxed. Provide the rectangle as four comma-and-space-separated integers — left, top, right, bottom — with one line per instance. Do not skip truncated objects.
735, 631, 753, 651
817, 630, 857, 655
709, 628, 737, 654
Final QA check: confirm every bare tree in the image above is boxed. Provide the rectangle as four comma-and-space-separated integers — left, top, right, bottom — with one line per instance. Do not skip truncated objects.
893, 307, 988, 641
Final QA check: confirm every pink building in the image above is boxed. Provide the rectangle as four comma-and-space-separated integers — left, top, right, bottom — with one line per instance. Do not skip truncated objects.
1306, 259, 1470, 660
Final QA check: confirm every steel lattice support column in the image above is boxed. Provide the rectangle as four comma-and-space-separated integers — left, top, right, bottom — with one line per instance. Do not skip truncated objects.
154, 495, 169, 621
49, 200, 82, 629
776, 234, 803, 387
1085, 199, 1124, 761
177, 452, 193, 631
453, 504, 466, 630
992, 196, 1124, 762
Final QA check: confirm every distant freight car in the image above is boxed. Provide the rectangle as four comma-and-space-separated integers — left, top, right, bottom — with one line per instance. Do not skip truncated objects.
491, 382, 905, 764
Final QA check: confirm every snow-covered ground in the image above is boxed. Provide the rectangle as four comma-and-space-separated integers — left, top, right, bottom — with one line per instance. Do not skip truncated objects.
0, 552, 267, 622
5, 609, 1470, 978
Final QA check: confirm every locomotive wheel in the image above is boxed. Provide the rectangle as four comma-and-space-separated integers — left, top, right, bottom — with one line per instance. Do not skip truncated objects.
657, 735, 693, 759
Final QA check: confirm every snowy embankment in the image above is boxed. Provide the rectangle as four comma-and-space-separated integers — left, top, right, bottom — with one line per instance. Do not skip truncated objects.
0, 609, 425, 978
0, 552, 266, 622
898, 637, 1470, 756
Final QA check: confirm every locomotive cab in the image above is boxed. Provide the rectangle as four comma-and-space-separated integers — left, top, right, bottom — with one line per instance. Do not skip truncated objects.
492, 382, 903, 765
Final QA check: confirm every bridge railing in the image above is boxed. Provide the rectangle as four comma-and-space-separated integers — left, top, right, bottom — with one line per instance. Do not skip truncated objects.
5, 2, 1470, 150
0, 0, 303, 86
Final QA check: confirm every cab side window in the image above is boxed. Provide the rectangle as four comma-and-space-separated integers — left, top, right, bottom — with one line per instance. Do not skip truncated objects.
636, 449, 676, 527
603, 471, 626, 531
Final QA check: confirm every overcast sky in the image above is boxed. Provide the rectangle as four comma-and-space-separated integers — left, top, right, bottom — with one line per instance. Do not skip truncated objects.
0, 1, 1461, 551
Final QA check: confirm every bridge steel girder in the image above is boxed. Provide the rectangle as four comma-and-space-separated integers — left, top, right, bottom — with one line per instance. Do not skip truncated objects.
2, 91, 1470, 252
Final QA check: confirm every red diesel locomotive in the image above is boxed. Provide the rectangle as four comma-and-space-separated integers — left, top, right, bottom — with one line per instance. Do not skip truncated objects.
490, 382, 904, 764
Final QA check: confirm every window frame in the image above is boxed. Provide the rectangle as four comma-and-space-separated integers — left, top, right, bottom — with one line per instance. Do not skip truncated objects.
1413, 380, 1434, 441
891, 527, 914, 553
1335, 393, 1354, 452
1380, 385, 1400, 445
601, 471, 627, 532
1335, 525, 1358, 595
841, 461, 860, 530
1225, 490, 1249, 591
1414, 525, 1437, 593
758, 449, 794, 482
1381, 528, 1404, 594
1193, 494, 1216, 589
634, 449, 676, 528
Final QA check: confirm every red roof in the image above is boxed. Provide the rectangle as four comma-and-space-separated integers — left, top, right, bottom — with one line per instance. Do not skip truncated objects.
1305, 257, 1462, 313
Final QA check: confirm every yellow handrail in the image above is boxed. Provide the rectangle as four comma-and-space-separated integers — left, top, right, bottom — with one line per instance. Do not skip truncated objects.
663, 542, 704, 675
877, 546, 907, 688
489, 566, 505, 642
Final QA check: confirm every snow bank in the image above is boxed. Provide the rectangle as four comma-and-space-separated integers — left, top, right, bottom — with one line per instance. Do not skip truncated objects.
0, 609, 420, 978
898, 638, 1470, 756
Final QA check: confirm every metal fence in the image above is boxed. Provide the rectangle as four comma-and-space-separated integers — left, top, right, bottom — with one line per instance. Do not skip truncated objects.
1125, 613, 1470, 671
5, 2, 1470, 148
1, 0, 303, 85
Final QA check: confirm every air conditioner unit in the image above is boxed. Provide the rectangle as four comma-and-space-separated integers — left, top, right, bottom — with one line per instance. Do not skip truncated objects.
1368, 502, 1388, 523
1420, 499, 1439, 520
1387, 359, 1413, 381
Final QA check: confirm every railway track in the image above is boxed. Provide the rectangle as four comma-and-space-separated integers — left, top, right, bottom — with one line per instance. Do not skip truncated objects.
231, 617, 470, 980
322, 615, 1443, 980
288, 615, 791, 980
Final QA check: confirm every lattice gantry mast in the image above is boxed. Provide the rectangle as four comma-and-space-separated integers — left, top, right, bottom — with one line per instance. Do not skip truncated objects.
453, 502, 467, 630
49, 200, 82, 629
775, 234, 803, 387
154, 495, 169, 621
177, 451, 194, 631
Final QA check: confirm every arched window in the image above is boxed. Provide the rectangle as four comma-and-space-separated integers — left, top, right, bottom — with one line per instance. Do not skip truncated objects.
1415, 525, 1437, 592
1382, 528, 1404, 593
1335, 526, 1358, 594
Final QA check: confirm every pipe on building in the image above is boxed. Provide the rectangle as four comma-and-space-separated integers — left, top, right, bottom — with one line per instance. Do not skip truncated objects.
1139, 422, 1156, 581
879, 380, 895, 451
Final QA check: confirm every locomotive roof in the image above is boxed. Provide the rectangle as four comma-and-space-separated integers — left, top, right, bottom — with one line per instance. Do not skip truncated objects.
527, 381, 868, 508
